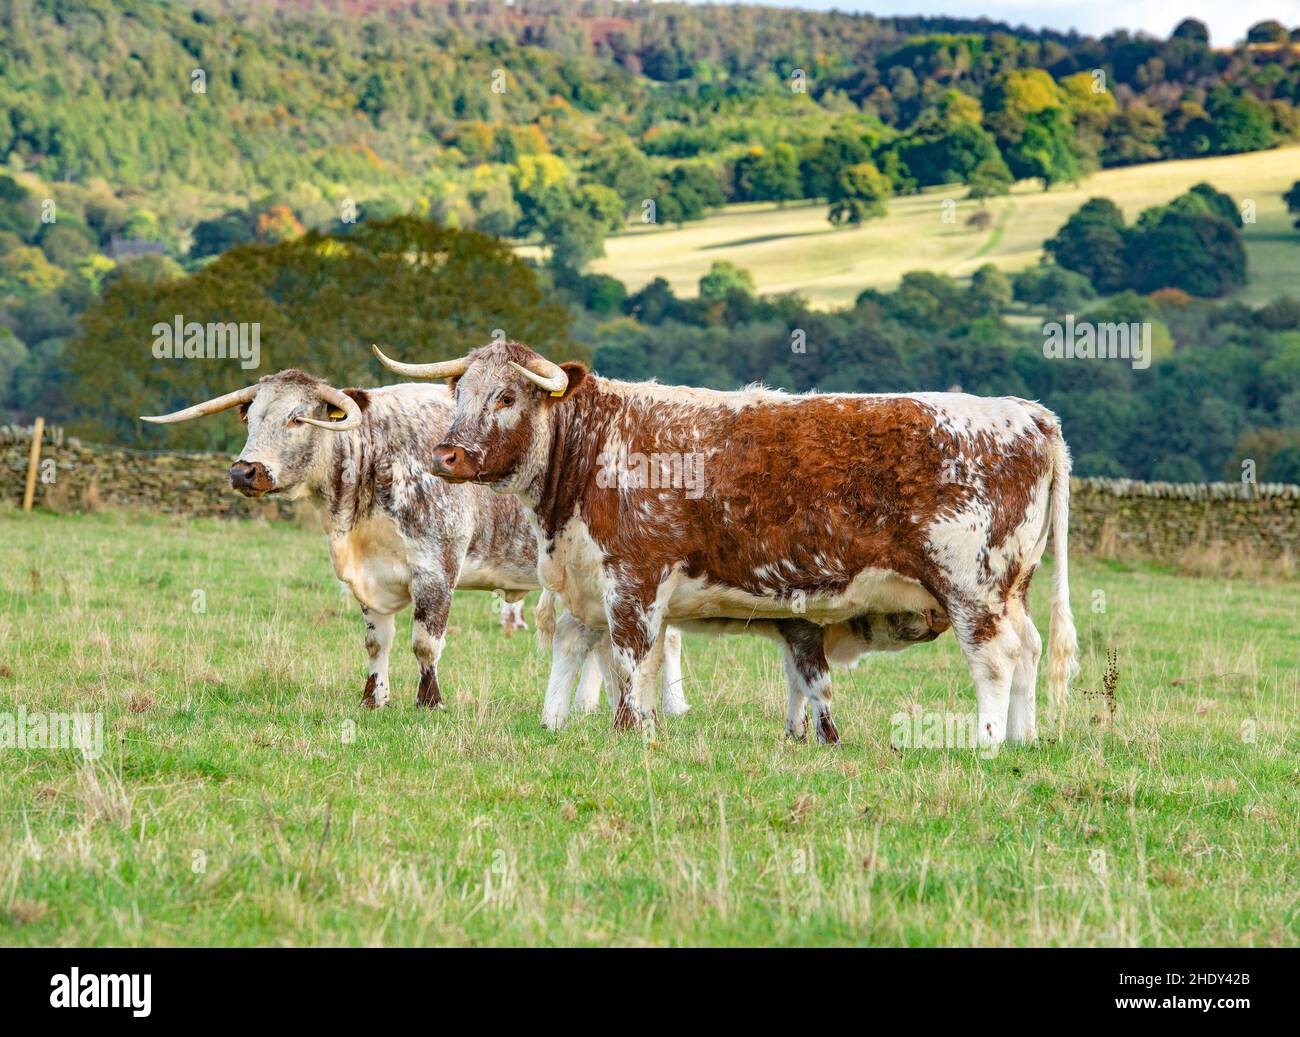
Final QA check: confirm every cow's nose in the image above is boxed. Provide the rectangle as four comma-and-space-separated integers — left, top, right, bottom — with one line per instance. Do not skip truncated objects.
431, 444, 477, 480
229, 460, 269, 493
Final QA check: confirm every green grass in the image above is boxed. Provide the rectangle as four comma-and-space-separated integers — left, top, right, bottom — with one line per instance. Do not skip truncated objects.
1, 508, 1297, 946
588, 146, 1300, 308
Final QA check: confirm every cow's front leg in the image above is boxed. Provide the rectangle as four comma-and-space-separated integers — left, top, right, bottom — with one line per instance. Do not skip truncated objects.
361, 606, 396, 708
606, 588, 668, 731
410, 573, 453, 709
777, 619, 837, 745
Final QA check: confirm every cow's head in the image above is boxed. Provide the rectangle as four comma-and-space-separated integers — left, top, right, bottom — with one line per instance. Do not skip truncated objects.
140, 369, 363, 498
372, 341, 585, 494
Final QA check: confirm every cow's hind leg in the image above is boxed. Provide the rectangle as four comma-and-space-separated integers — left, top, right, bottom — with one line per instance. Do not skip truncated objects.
574, 654, 604, 714
1006, 606, 1042, 745
778, 619, 836, 744
953, 605, 1021, 748
542, 611, 598, 730
660, 626, 690, 717
411, 574, 453, 709
361, 606, 396, 708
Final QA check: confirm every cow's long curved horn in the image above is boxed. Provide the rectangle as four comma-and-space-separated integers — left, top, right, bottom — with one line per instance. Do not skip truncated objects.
508, 356, 568, 396
140, 384, 259, 424
298, 384, 363, 432
371, 344, 470, 380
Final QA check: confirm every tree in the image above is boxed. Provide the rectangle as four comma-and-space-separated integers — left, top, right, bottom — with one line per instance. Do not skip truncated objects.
37, 223, 97, 267
102, 253, 184, 287
1166, 101, 1213, 157
1186, 183, 1243, 227
1016, 108, 1082, 188
983, 70, 1084, 189
699, 261, 755, 301
1206, 92, 1276, 155
190, 210, 256, 259
734, 144, 802, 204
1246, 21, 1289, 45
0, 242, 65, 301
542, 208, 605, 275
828, 162, 892, 226
0, 328, 28, 409
254, 205, 305, 244
1170, 19, 1210, 45
1103, 105, 1165, 166
585, 144, 658, 214
1058, 71, 1115, 171
1045, 198, 1129, 293
1012, 264, 1096, 309
967, 155, 1013, 201
0, 175, 35, 238
1284, 181, 1300, 228
1125, 210, 1247, 297
801, 128, 872, 200
72, 217, 575, 447
655, 164, 724, 225
897, 121, 1005, 189
575, 183, 626, 233
578, 273, 627, 314
967, 264, 1012, 314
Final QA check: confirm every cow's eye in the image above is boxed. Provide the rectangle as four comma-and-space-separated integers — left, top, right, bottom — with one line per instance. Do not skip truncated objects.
497, 393, 515, 410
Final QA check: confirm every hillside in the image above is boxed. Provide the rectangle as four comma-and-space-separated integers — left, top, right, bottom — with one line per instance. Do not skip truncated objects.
591, 145, 1300, 308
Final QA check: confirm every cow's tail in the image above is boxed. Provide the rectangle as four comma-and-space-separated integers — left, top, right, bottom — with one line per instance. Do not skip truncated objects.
1044, 422, 1080, 740
535, 589, 558, 651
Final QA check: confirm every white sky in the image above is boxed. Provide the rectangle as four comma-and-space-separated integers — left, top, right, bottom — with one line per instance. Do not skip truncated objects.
706, 1, 1300, 47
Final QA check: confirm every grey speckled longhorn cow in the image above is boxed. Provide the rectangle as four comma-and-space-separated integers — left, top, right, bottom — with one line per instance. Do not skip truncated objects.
140, 368, 691, 717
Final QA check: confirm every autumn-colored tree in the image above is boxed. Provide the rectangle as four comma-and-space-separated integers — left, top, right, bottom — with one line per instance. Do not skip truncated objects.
70, 217, 576, 448
255, 205, 305, 244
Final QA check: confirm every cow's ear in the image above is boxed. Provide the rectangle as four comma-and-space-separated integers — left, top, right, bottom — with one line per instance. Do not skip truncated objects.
551, 362, 588, 402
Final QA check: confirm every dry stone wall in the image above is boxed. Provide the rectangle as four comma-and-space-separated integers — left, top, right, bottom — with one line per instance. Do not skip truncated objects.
3, 426, 1298, 557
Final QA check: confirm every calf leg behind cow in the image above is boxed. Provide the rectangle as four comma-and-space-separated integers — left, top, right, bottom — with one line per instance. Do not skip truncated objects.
777, 619, 837, 745
361, 607, 396, 708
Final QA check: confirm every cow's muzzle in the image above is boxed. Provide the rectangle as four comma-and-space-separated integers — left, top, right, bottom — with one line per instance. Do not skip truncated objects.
229, 460, 274, 496
431, 443, 479, 482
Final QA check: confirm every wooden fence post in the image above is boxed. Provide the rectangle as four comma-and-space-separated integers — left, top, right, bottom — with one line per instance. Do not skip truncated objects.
22, 416, 45, 512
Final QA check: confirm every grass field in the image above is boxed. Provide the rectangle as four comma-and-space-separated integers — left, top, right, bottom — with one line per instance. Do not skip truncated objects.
1, 508, 1297, 946
589, 146, 1300, 309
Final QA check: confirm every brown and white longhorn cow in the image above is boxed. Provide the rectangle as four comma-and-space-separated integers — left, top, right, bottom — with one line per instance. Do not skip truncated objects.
374, 341, 1079, 746
140, 368, 691, 720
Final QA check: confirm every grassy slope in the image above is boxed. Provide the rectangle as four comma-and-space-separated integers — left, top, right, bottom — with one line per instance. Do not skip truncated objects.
0, 509, 1296, 946
590, 146, 1300, 309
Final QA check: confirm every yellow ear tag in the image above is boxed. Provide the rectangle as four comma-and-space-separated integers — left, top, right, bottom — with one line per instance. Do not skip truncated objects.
550, 389, 565, 397
328, 406, 347, 420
